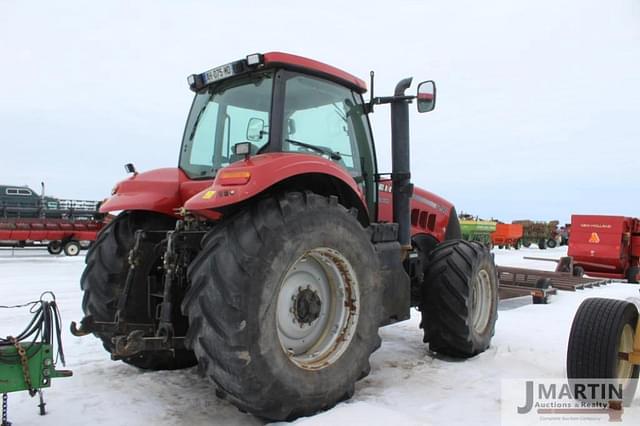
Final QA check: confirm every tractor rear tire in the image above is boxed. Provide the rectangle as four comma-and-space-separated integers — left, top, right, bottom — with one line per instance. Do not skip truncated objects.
421, 240, 499, 358
47, 241, 63, 255
627, 267, 640, 284
80, 211, 196, 370
182, 192, 381, 421
538, 239, 547, 249
567, 298, 639, 402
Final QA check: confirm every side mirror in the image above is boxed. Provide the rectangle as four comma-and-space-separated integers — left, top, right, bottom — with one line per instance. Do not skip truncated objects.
246, 117, 266, 142
416, 81, 436, 113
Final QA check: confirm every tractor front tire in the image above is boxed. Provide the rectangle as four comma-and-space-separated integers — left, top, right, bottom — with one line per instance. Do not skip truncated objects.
421, 240, 499, 358
183, 192, 381, 421
547, 238, 557, 249
80, 211, 196, 370
567, 298, 639, 402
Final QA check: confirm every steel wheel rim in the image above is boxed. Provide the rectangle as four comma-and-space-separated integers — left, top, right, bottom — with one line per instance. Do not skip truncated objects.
276, 247, 360, 370
617, 323, 635, 379
471, 269, 492, 334
67, 244, 79, 255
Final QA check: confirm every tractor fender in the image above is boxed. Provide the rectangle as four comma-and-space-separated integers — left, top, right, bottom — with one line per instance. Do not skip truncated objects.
184, 153, 367, 216
100, 168, 213, 216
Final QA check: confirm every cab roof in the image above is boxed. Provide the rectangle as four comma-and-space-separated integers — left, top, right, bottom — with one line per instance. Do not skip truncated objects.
189, 52, 368, 94
262, 52, 367, 94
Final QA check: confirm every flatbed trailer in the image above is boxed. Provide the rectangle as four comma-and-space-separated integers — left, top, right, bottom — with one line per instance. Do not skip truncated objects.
0, 217, 105, 256
497, 259, 613, 304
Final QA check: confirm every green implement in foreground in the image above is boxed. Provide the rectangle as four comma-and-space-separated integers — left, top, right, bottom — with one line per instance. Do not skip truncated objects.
0, 343, 72, 394
1, 293, 72, 423
460, 219, 497, 245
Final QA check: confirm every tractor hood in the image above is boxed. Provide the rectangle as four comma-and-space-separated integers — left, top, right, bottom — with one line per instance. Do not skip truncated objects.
100, 168, 213, 216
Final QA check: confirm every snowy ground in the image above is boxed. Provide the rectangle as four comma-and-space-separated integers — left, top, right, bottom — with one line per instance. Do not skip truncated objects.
1, 246, 639, 425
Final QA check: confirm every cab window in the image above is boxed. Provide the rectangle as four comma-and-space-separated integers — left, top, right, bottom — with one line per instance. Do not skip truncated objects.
282, 75, 363, 175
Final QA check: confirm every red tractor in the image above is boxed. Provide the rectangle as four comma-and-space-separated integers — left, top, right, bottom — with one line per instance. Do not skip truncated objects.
71, 52, 499, 420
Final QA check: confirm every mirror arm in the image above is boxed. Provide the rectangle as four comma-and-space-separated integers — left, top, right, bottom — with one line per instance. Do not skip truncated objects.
372, 95, 415, 105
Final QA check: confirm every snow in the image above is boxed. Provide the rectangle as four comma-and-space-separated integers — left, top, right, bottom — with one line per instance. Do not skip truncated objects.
1, 246, 638, 425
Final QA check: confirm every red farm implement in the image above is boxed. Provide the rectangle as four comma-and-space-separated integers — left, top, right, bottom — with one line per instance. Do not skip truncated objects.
0, 218, 105, 256
491, 223, 523, 249
568, 214, 640, 283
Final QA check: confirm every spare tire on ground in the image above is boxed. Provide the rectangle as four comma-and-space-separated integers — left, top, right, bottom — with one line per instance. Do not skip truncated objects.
567, 298, 639, 404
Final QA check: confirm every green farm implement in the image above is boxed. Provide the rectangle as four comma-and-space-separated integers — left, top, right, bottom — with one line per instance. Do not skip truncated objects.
460, 219, 497, 246
0, 293, 72, 425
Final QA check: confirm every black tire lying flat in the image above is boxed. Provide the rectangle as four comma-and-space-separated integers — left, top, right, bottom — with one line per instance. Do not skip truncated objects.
421, 239, 499, 358
567, 298, 639, 402
80, 211, 196, 370
182, 192, 380, 421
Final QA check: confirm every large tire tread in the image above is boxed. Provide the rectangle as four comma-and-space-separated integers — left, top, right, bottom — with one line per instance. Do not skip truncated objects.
421, 239, 499, 358
183, 192, 379, 420
567, 298, 639, 379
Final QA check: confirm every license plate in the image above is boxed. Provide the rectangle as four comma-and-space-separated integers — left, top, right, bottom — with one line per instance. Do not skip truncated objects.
203, 63, 234, 84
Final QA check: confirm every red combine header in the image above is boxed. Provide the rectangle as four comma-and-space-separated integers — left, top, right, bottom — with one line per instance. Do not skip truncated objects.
567, 215, 640, 283
0, 184, 106, 255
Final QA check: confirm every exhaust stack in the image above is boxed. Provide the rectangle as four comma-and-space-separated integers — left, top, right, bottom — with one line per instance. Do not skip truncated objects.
390, 77, 414, 250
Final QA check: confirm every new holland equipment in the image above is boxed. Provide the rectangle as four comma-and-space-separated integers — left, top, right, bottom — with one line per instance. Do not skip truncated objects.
568, 215, 640, 283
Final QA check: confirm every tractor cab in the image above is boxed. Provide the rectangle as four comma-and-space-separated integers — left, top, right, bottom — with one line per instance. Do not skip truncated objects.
179, 52, 379, 215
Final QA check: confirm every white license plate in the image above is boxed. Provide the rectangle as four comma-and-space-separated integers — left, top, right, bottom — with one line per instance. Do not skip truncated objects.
203, 63, 234, 84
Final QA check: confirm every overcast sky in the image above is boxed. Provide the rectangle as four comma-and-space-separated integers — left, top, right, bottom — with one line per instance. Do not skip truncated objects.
1, 0, 638, 223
